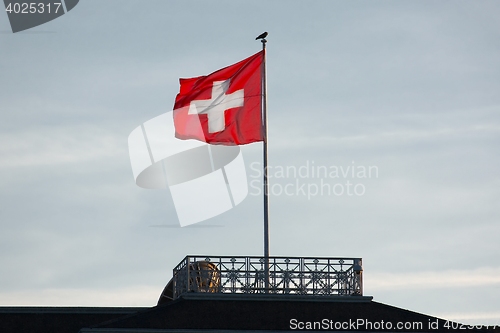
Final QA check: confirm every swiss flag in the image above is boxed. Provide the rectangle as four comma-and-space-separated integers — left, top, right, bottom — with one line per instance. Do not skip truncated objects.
173, 51, 264, 145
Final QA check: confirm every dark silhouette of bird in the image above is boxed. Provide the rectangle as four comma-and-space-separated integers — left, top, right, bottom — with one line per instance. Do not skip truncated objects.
255, 32, 268, 40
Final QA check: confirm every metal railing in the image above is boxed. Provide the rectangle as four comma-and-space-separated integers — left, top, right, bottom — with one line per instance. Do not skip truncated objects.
172, 256, 363, 299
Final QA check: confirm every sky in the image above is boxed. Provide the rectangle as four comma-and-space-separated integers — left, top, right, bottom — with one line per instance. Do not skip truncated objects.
1, 0, 500, 326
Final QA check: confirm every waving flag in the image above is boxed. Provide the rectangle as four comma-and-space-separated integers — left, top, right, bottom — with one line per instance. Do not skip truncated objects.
173, 51, 264, 145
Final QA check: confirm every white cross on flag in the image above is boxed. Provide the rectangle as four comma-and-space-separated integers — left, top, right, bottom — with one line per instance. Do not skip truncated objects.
173, 51, 264, 145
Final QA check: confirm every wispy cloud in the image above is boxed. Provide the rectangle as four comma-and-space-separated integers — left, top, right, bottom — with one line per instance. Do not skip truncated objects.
367, 267, 500, 291
0, 126, 125, 168
0, 285, 159, 306
273, 121, 500, 151
435, 311, 500, 326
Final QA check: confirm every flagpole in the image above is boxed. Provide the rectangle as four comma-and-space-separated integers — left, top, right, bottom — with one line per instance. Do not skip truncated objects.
261, 37, 270, 292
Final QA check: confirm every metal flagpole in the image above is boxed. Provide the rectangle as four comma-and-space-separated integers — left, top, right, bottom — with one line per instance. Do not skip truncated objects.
260, 36, 270, 292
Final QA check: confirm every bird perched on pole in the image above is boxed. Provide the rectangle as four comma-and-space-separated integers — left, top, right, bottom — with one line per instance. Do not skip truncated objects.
255, 32, 268, 40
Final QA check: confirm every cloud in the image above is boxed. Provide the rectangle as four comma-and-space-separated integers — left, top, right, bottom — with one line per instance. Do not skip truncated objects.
0, 125, 125, 168
367, 267, 500, 291
0, 285, 159, 306
435, 311, 500, 325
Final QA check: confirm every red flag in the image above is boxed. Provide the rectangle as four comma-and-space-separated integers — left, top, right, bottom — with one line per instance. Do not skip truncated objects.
173, 51, 264, 145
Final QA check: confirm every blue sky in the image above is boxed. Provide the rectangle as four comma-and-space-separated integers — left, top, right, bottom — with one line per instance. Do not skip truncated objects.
1, 0, 499, 325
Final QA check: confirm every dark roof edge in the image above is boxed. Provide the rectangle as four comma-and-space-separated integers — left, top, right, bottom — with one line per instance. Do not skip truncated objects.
0, 306, 148, 314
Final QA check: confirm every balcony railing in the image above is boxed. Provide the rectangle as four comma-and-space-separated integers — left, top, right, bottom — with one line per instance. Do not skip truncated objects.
172, 256, 363, 299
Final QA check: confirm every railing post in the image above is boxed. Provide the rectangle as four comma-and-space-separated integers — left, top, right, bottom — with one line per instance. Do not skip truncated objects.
300, 257, 304, 294
186, 256, 191, 293
172, 267, 177, 299
353, 258, 363, 296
